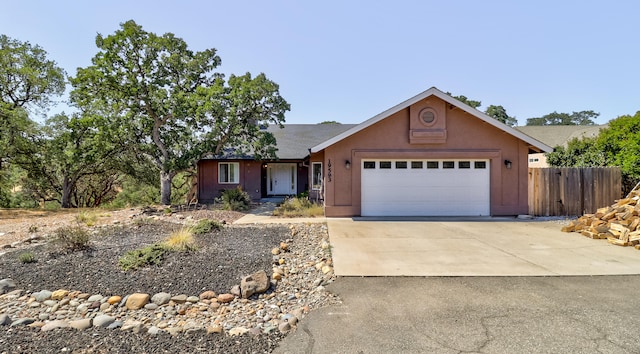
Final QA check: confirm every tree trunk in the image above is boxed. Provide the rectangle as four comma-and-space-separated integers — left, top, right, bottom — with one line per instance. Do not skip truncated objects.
61, 176, 73, 208
160, 170, 172, 205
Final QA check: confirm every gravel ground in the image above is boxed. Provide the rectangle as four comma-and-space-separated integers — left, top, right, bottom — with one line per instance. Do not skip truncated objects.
0, 217, 334, 353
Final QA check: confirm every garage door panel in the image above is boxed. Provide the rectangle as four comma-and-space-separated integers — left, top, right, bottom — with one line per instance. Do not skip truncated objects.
361, 159, 490, 216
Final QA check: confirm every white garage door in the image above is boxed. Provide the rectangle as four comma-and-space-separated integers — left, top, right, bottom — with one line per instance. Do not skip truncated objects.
361, 159, 490, 216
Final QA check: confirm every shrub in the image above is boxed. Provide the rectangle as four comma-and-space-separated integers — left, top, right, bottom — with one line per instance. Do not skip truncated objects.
221, 186, 251, 211
163, 227, 197, 252
18, 252, 36, 264
274, 197, 324, 217
76, 211, 98, 226
53, 226, 90, 251
191, 219, 223, 234
118, 244, 166, 271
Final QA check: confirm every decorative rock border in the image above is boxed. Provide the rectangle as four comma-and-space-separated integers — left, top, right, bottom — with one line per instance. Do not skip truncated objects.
0, 224, 339, 337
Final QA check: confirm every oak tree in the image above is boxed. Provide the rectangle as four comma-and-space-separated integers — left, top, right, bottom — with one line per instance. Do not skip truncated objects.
71, 21, 289, 204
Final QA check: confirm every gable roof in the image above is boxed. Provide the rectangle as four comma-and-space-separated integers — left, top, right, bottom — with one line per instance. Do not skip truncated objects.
514, 125, 606, 148
266, 123, 357, 159
310, 87, 553, 153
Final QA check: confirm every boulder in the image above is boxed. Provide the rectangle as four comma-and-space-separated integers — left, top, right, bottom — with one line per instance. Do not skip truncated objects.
0, 279, 16, 295
240, 270, 270, 299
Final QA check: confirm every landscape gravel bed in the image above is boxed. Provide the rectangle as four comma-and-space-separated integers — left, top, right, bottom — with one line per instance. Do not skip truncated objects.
0, 218, 339, 353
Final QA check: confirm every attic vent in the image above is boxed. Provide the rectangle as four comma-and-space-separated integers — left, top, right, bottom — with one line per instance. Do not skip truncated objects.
419, 108, 437, 126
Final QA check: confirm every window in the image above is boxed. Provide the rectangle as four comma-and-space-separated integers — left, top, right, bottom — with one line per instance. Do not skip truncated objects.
529, 158, 539, 163
411, 161, 423, 169
395, 161, 407, 169
459, 161, 471, 169
219, 162, 239, 184
443, 161, 455, 169
474, 161, 487, 169
380, 161, 392, 169
312, 162, 322, 190
363, 161, 376, 169
427, 161, 439, 169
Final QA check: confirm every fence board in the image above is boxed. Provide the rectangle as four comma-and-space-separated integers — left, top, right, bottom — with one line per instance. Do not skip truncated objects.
528, 167, 622, 216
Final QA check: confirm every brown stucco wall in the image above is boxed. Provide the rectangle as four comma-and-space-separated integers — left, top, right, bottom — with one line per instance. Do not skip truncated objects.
314, 96, 530, 217
198, 160, 308, 202
197, 160, 263, 202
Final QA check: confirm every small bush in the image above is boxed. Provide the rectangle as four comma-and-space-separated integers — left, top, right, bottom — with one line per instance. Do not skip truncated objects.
118, 244, 166, 271
163, 227, 197, 252
53, 226, 90, 251
18, 252, 36, 264
76, 211, 98, 226
274, 197, 324, 217
28, 224, 38, 233
191, 219, 223, 234
221, 187, 251, 211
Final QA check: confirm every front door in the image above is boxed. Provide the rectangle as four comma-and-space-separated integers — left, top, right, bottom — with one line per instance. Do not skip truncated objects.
267, 163, 297, 195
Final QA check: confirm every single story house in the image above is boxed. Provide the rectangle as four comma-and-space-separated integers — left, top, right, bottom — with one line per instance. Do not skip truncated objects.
515, 125, 606, 167
198, 87, 552, 217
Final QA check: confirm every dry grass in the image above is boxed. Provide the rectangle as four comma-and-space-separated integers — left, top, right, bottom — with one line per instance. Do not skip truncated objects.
273, 198, 324, 218
163, 227, 197, 251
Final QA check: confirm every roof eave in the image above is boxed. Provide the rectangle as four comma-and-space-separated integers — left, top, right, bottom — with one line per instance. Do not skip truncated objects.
311, 87, 553, 153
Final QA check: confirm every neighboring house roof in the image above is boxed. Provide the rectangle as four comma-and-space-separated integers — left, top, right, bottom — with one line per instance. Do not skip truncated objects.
515, 125, 606, 148
311, 87, 553, 153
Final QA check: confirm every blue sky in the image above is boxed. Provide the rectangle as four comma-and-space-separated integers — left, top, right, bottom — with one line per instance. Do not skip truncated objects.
1, 0, 638, 125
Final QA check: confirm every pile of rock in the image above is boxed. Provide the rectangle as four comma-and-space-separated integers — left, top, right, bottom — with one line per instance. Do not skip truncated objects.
561, 187, 640, 247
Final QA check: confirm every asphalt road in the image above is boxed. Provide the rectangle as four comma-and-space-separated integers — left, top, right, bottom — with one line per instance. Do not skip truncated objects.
275, 276, 640, 354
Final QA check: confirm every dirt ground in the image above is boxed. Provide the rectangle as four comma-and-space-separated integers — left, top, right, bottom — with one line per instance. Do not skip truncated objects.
0, 206, 245, 249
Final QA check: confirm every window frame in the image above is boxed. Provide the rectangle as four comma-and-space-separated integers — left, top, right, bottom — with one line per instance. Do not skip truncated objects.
218, 162, 240, 184
312, 162, 323, 191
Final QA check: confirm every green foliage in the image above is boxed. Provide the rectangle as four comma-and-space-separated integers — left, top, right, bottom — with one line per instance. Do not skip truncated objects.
70, 20, 289, 205
274, 197, 324, 217
546, 112, 640, 193
446, 93, 481, 109
221, 186, 251, 211
526, 111, 598, 126
546, 137, 604, 167
18, 252, 36, 264
53, 226, 90, 251
0, 35, 66, 207
104, 176, 160, 208
191, 219, 223, 234
318, 121, 341, 124
485, 105, 517, 127
118, 243, 167, 271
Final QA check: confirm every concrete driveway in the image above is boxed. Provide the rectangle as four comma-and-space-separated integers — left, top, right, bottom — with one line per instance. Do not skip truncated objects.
328, 217, 640, 276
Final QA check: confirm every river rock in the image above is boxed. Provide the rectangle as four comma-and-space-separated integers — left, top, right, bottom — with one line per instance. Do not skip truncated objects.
199, 290, 216, 300
32, 290, 52, 302
41, 320, 69, 331
0, 314, 11, 325
125, 293, 150, 310
69, 318, 92, 330
217, 293, 234, 303
151, 292, 171, 305
51, 289, 69, 300
170, 294, 187, 304
93, 314, 115, 328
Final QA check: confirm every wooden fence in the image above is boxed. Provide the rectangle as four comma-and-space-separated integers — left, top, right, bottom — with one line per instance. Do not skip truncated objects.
528, 167, 622, 216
